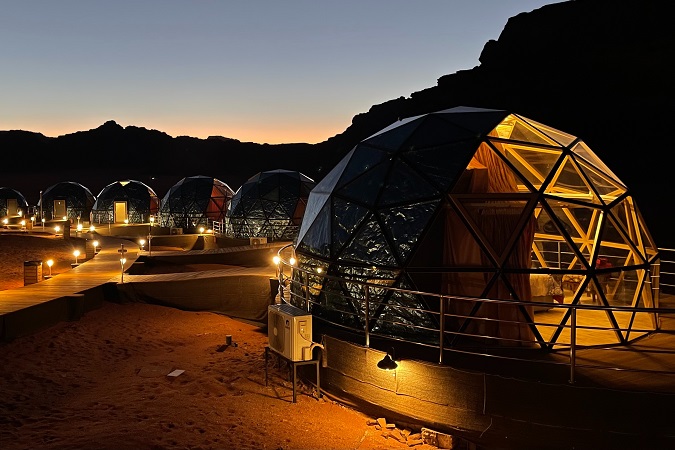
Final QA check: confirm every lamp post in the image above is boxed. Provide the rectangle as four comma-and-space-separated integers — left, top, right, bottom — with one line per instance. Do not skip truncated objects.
93, 240, 99, 254
120, 257, 127, 282
73, 250, 80, 265
46, 259, 53, 277
41, 218, 45, 229
139, 238, 145, 251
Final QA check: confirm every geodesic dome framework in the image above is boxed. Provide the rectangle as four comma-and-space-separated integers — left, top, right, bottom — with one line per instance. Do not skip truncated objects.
226, 169, 315, 241
293, 106, 659, 349
91, 180, 159, 224
0, 187, 29, 217
39, 181, 96, 222
158, 175, 234, 230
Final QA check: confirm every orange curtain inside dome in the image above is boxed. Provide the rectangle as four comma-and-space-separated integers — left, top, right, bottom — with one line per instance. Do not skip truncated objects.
443, 142, 535, 346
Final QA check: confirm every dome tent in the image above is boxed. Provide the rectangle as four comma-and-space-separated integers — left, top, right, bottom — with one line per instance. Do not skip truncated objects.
293, 106, 659, 349
226, 169, 315, 241
158, 175, 235, 231
0, 187, 29, 217
39, 181, 95, 223
91, 180, 159, 224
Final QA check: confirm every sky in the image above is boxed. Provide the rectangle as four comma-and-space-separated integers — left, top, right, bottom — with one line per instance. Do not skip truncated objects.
1, 0, 559, 144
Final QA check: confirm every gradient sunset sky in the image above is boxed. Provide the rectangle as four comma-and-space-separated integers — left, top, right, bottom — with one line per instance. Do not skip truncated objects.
1, 0, 559, 144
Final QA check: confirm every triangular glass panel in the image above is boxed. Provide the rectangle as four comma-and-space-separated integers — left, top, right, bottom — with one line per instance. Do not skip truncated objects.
597, 211, 647, 268
336, 158, 391, 206
297, 192, 330, 243
531, 205, 582, 271
405, 140, 478, 193
570, 140, 625, 186
439, 109, 508, 136
377, 158, 440, 207
544, 155, 603, 206
493, 140, 563, 191
361, 117, 424, 151
331, 198, 370, 258
296, 199, 332, 258
544, 198, 602, 269
496, 114, 564, 146
400, 113, 480, 149
335, 145, 390, 190
573, 156, 627, 206
378, 200, 439, 263
512, 114, 577, 147
338, 215, 397, 266
453, 194, 536, 265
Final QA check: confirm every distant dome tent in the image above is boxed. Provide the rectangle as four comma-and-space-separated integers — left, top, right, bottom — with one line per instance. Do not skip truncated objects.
39, 181, 96, 223
91, 180, 159, 224
158, 175, 235, 231
226, 169, 315, 241
293, 106, 659, 348
0, 187, 29, 217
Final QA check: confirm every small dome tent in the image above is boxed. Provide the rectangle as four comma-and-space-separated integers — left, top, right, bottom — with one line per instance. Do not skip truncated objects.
293, 106, 659, 349
226, 169, 315, 241
91, 180, 159, 224
158, 175, 235, 231
0, 187, 29, 218
39, 181, 95, 223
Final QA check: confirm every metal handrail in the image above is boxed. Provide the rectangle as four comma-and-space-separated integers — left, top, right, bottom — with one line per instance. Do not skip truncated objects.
276, 244, 675, 386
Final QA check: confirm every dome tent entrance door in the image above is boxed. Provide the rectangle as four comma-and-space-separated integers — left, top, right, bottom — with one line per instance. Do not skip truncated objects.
53, 200, 66, 219
114, 201, 128, 223
6, 198, 18, 216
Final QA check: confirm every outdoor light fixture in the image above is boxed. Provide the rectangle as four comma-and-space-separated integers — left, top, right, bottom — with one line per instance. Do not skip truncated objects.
93, 240, 99, 253
46, 259, 54, 277
377, 348, 398, 371
2, 218, 7, 226
21, 220, 26, 230
73, 250, 80, 265
316, 267, 323, 274
124, 219, 129, 225
62, 216, 67, 221
149, 216, 155, 226
77, 224, 83, 233
273, 255, 281, 265
289, 257, 296, 266
89, 225, 95, 232
54, 225, 61, 235
41, 218, 45, 229
139, 239, 145, 251
199, 226, 205, 235
120, 257, 127, 282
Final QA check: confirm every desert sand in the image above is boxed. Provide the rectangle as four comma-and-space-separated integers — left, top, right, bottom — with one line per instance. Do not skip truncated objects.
0, 234, 437, 450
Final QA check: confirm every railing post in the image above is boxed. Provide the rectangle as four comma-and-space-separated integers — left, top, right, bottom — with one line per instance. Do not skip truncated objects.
364, 285, 370, 348
569, 307, 576, 384
304, 271, 310, 312
278, 264, 284, 302
439, 296, 445, 364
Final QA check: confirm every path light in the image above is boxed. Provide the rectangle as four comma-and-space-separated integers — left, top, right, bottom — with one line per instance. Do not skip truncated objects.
120, 257, 127, 282
31, 216, 35, 227
199, 226, 205, 235
73, 249, 80, 265
139, 238, 145, 251
54, 225, 61, 236
89, 225, 95, 232
41, 218, 45, 229
20, 220, 26, 230
93, 240, 99, 253
2, 218, 7, 227
149, 216, 155, 226
377, 348, 398, 371
289, 257, 296, 266
124, 219, 129, 225
46, 259, 54, 277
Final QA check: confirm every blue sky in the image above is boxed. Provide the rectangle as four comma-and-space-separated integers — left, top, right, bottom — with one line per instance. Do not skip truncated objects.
0, 0, 560, 143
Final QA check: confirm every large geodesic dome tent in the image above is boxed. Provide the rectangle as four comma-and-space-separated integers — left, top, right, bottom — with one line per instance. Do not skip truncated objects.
159, 175, 234, 230
91, 180, 159, 224
227, 169, 315, 241
0, 187, 29, 217
39, 181, 96, 222
293, 106, 659, 349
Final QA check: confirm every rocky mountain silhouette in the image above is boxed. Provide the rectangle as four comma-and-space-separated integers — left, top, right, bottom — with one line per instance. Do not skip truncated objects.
2, 0, 674, 245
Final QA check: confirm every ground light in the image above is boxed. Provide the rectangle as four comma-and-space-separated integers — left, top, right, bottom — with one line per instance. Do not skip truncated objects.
46, 259, 54, 277
139, 239, 145, 251
120, 258, 127, 282
377, 348, 398, 371
93, 240, 99, 253
73, 250, 80, 265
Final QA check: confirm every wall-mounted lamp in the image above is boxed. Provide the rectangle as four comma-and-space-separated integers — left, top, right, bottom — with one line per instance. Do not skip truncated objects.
377, 348, 398, 371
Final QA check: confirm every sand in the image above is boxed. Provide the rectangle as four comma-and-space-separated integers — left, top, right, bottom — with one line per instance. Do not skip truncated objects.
0, 234, 436, 450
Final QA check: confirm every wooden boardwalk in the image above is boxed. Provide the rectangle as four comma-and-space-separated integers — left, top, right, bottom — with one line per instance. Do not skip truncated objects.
0, 234, 139, 340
